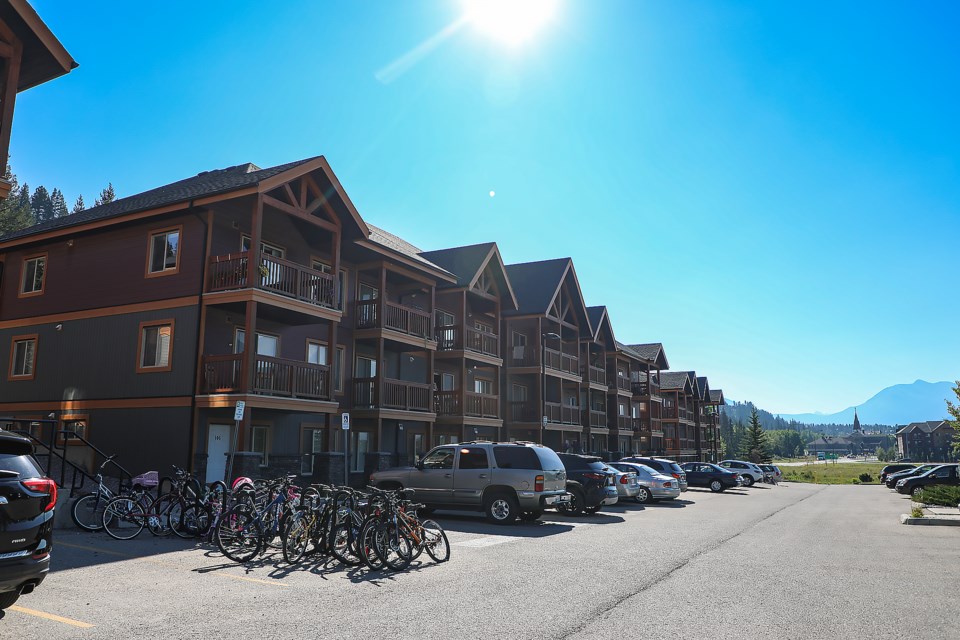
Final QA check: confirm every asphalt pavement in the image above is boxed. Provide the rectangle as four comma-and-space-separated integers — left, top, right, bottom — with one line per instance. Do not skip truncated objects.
3, 483, 958, 639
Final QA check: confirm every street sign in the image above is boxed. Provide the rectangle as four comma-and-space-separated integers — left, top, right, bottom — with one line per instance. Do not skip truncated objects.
233, 401, 245, 422
341, 413, 350, 430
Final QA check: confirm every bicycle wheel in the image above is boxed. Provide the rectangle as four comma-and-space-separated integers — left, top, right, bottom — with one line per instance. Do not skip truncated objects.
281, 513, 311, 565
102, 497, 145, 540
359, 517, 385, 571
330, 522, 362, 566
175, 502, 209, 538
421, 519, 450, 563
147, 495, 177, 536
71, 492, 110, 531
376, 522, 413, 572
215, 507, 262, 563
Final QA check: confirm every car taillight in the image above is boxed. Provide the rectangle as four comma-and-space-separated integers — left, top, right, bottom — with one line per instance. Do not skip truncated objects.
671, 473, 681, 479
583, 472, 605, 480
535, 475, 544, 492
620, 476, 628, 484
663, 481, 672, 487
23, 477, 57, 512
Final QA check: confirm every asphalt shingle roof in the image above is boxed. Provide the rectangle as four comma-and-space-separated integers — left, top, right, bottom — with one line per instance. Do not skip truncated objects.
0, 158, 320, 243
659, 371, 693, 392
710, 389, 725, 404
364, 223, 449, 274
419, 243, 496, 288
504, 258, 573, 316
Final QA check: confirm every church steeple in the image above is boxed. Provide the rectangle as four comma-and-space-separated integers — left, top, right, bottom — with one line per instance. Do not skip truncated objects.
853, 408, 861, 433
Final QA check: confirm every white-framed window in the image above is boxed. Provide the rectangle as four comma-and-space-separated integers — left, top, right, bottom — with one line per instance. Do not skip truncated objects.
355, 355, 377, 378
475, 319, 494, 334
440, 372, 455, 391
20, 255, 46, 295
307, 341, 327, 365
474, 378, 493, 395
147, 228, 181, 275
241, 236, 284, 258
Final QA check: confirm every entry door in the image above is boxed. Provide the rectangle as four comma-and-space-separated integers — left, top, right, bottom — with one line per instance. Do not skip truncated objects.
206, 424, 231, 484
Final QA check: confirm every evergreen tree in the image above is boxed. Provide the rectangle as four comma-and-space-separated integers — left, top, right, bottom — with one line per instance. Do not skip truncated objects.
30, 185, 53, 223
50, 188, 68, 218
0, 169, 33, 234
94, 183, 116, 206
946, 380, 960, 461
740, 407, 772, 463
72, 194, 85, 213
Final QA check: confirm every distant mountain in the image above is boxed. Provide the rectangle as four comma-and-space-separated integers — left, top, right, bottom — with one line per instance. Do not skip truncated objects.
775, 380, 955, 426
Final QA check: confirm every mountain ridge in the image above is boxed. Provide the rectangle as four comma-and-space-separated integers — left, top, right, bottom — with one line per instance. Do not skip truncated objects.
774, 380, 954, 426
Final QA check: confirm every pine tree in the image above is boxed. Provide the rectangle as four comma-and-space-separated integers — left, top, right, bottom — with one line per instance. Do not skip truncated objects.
0, 169, 33, 234
94, 183, 116, 206
946, 380, 960, 461
30, 185, 53, 223
72, 194, 85, 213
740, 407, 772, 463
50, 188, 68, 218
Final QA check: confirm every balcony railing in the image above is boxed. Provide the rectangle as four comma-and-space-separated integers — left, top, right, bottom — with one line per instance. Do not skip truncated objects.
588, 409, 606, 428
435, 391, 500, 418
544, 402, 581, 425
436, 324, 500, 358
632, 379, 661, 396
544, 347, 579, 375
585, 365, 606, 386
355, 300, 432, 340
509, 400, 538, 422
616, 415, 633, 431
200, 354, 330, 400
615, 376, 632, 392
208, 252, 338, 310
352, 377, 432, 412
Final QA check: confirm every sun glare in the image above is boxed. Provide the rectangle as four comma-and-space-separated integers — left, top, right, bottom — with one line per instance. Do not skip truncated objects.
463, 0, 559, 46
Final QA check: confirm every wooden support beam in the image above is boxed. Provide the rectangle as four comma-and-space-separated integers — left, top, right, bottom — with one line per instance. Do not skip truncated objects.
0, 38, 22, 179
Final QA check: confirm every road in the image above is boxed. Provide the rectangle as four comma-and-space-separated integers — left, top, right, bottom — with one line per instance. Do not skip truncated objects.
3, 483, 958, 639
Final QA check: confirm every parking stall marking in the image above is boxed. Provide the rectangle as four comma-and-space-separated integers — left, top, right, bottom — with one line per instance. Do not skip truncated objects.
8, 605, 95, 629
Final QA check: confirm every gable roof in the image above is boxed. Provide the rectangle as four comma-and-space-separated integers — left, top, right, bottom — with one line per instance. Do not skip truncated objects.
418, 242, 519, 309
710, 389, 725, 405
626, 343, 669, 369
659, 371, 693, 394
364, 223, 451, 276
503, 258, 590, 330
696, 376, 710, 401
0, 157, 321, 244
586, 305, 617, 347
2, 0, 78, 91
896, 420, 949, 435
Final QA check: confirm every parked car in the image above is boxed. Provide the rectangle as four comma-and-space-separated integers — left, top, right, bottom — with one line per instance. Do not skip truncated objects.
556, 453, 618, 515
681, 462, 740, 492
0, 431, 57, 616
718, 460, 765, 486
759, 464, 782, 484
896, 464, 960, 496
602, 464, 641, 501
607, 462, 681, 502
619, 457, 688, 491
884, 464, 937, 489
879, 463, 916, 484
370, 441, 568, 524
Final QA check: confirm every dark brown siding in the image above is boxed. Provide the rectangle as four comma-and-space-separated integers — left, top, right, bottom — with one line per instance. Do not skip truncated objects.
0, 305, 199, 402
0, 212, 206, 320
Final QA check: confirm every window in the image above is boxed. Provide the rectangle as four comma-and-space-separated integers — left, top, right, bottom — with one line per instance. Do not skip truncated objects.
334, 347, 345, 393
474, 378, 493, 395
58, 416, 89, 447
351, 431, 370, 472
458, 447, 490, 470
137, 321, 174, 372
421, 447, 455, 470
147, 227, 181, 276
475, 319, 494, 334
436, 434, 459, 446
307, 340, 327, 365
440, 372, 455, 391
512, 332, 526, 347
493, 446, 541, 470
358, 283, 378, 300
19, 254, 46, 296
512, 384, 528, 401
355, 355, 377, 378
235, 329, 278, 357
8, 335, 38, 380
241, 236, 285, 258
251, 425, 269, 465
301, 427, 326, 474
618, 402, 626, 416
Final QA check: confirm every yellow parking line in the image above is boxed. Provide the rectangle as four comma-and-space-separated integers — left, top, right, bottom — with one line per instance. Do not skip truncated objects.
58, 540, 288, 588
9, 605, 94, 628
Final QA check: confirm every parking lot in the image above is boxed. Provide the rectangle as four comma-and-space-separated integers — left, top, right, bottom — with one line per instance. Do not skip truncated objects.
4, 483, 959, 639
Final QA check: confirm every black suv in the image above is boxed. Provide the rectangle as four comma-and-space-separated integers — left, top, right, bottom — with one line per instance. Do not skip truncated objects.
621, 457, 688, 491
884, 464, 937, 489
0, 431, 56, 617
555, 454, 618, 516
879, 464, 915, 484
681, 462, 740, 492
896, 464, 960, 496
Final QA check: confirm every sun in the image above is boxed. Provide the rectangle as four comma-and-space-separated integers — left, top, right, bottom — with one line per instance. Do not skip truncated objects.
463, 0, 559, 47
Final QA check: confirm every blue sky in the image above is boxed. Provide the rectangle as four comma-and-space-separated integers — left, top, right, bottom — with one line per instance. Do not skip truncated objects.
14, 1, 960, 415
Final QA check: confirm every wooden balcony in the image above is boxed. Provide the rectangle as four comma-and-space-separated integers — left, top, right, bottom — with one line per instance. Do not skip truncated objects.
355, 300, 433, 340
352, 377, 432, 412
436, 324, 500, 359
632, 378, 660, 396
584, 365, 606, 386
543, 347, 579, 375
435, 390, 500, 418
200, 354, 331, 400
544, 402, 581, 425
509, 400, 538, 422
207, 252, 338, 310
614, 376, 632, 393
588, 409, 606, 428
616, 415, 633, 431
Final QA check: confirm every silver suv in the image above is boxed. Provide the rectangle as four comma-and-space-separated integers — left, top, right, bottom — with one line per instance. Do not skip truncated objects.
370, 442, 568, 524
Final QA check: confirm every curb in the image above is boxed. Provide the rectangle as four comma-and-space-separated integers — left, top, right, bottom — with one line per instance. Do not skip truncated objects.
900, 514, 960, 526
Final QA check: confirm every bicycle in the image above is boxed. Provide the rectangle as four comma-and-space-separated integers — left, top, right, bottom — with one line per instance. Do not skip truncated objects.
70, 455, 129, 531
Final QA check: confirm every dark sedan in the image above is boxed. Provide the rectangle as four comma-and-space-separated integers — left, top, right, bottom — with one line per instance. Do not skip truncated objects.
885, 464, 937, 489
879, 464, 915, 484
896, 464, 960, 496
680, 462, 740, 492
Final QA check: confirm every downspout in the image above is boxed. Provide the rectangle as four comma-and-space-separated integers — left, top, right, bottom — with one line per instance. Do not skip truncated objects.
187, 201, 205, 474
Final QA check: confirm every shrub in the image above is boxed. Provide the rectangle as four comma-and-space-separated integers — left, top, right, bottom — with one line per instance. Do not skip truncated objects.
913, 485, 960, 507
858, 473, 873, 483
910, 505, 924, 518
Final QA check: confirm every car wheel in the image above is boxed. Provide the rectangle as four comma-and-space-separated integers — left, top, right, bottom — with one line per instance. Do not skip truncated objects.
635, 487, 651, 504
485, 493, 519, 524
911, 486, 924, 497
559, 488, 586, 515
742, 475, 754, 487
585, 505, 602, 514
519, 510, 543, 522
0, 590, 20, 610
710, 480, 723, 492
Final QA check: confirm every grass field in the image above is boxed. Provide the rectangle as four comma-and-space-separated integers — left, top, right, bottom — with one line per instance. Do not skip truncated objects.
780, 462, 888, 485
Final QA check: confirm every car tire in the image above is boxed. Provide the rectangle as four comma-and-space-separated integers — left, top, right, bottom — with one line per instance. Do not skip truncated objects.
742, 475, 755, 487
0, 590, 19, 610
519, 510, 543, 522
585, 505, 602, 514
485, 493, 519, 524
912, 486, 924, 497
635, 487, 651, 504
709, 480, 723, 493
559, 487, 587, 515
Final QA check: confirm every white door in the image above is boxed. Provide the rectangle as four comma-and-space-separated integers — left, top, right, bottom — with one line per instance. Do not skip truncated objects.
207, 424, 231, 484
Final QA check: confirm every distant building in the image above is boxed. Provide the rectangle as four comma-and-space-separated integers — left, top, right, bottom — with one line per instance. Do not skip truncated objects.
895, 421, 955, 462
805, 436, 853, 456
805, 409, 888, 456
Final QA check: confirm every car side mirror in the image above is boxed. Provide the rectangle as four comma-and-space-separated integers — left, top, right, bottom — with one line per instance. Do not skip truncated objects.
415, 460, 425, 471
